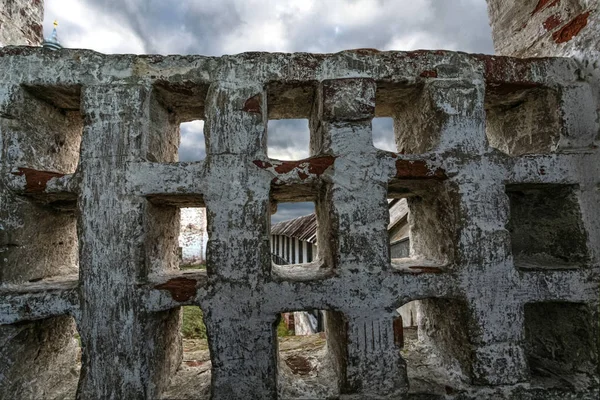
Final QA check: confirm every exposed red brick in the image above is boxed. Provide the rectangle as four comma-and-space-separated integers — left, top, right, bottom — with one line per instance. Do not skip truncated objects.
297, 171, 309, 180
395, 160, 447, 180
242, 94, 262, 114
155, 277, 197, 302
185, 360, 205, 367
393, 317, 404, 348
284, 355, 312, 375
552, 12, 590, 44
408, 266, 444, 274
253, 160, 272, 169
531, 0, 560, 16
351, 48, 381, 55
476, 55, 540, 85
543, 14, 562, 31
420, 70, 438, 78
12, 168, 64, 194
272, 155, 335, 175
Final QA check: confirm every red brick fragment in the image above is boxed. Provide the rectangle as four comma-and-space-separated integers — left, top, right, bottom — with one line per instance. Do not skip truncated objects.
420, 70, 438, 78
393, 317, 404, 348
185, 360, 205, 367
552, 12, 590, 43
155, 277, 197, 302
271, 155, 335, 175
297, 171, 309, 180
242, 94, 262, 114
395, 160, 447, 180
253, 160, 273, 169
284, 355, 312, 375
12, 167, 64, 194
543, 14, 562, 31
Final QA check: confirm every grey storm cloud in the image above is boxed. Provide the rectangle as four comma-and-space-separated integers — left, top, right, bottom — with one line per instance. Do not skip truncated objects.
44, 0, 493, 221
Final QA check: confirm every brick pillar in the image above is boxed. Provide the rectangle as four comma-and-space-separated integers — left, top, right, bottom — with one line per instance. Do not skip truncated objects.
315, 78, 407, 397
0, 84, 81, 398
201, 83, 277, 399
76, 85, 181, 399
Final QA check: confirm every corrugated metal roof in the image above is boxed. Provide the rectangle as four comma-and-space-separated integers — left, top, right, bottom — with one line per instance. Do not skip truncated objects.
388, 199, 409, 230
271, 199, 409, 244
271, 213, 318, 243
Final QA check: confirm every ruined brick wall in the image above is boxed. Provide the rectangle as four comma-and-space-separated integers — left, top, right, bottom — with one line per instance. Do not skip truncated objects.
486, 1, 599, 112
486, 0, 598, 59
0, 47, 598, 399
0, 0, 43, 46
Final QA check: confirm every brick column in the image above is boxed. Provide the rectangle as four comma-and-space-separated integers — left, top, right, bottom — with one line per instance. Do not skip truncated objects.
201, 83, 277, 399
77, 85, 181, 399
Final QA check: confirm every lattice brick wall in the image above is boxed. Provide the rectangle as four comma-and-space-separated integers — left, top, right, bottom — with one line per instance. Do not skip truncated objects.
0, 48, 598, 399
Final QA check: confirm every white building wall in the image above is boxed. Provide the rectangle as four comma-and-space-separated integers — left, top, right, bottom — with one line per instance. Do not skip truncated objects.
179, 207, 208, 265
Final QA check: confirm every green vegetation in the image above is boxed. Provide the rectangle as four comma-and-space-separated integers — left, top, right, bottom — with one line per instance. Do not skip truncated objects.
182, 306, 207, 339
277, 317, 294, 337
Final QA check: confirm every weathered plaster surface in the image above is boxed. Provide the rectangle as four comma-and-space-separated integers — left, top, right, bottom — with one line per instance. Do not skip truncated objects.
0, 47, 598, 399
0, 0, 43, 47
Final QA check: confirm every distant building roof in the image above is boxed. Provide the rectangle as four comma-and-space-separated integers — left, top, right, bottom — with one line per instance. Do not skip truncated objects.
271, 199, 409, 244
271, 213, 317, 244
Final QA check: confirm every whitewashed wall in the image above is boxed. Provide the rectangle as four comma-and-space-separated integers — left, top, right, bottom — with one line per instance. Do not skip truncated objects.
179, 208, 208, 265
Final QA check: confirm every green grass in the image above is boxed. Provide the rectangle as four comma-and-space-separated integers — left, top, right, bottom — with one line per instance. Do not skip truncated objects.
181, 306, 207, 339
277, 317, 294, 337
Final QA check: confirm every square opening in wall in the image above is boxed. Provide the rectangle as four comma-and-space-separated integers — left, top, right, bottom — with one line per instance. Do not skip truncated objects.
485, 85, 560, 156
161, 306, 212, 397
388, 199, 410, 259
276, 310, 341, 398
506, 184, 588, 270
373, 117, 396, 152
389, 184, 457, 271
396, 299, 473, 394
179, 207, 208, 270
271, 202, 317, 266
524, 302, 598, 386
267, 119, 310, 160
179, 120, 206, 161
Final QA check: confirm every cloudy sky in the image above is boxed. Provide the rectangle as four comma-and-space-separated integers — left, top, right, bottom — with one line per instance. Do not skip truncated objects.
43, 0, 494, 223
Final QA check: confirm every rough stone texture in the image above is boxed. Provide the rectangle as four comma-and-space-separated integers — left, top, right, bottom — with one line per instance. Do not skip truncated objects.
486, 0, 600, 148
0, 47, 598, 400
0, 0, 44, 47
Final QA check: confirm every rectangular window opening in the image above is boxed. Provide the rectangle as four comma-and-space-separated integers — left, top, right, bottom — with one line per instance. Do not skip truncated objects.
179, 120, 206, 162
162, 306, 211, 396
389, 183, 458, 272
373, 117, 396, 152
506, 184, 588, 270
524, 302, 598, 385
271, 202, 317, 266
388, 198, 410, 259
276, 310, 340, 398
179, 207, 208, 270
396, 299, 472, 394
267, 119, 310, 161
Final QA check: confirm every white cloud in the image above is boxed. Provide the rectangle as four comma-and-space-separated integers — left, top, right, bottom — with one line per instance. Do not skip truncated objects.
45, 0, 145, 54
